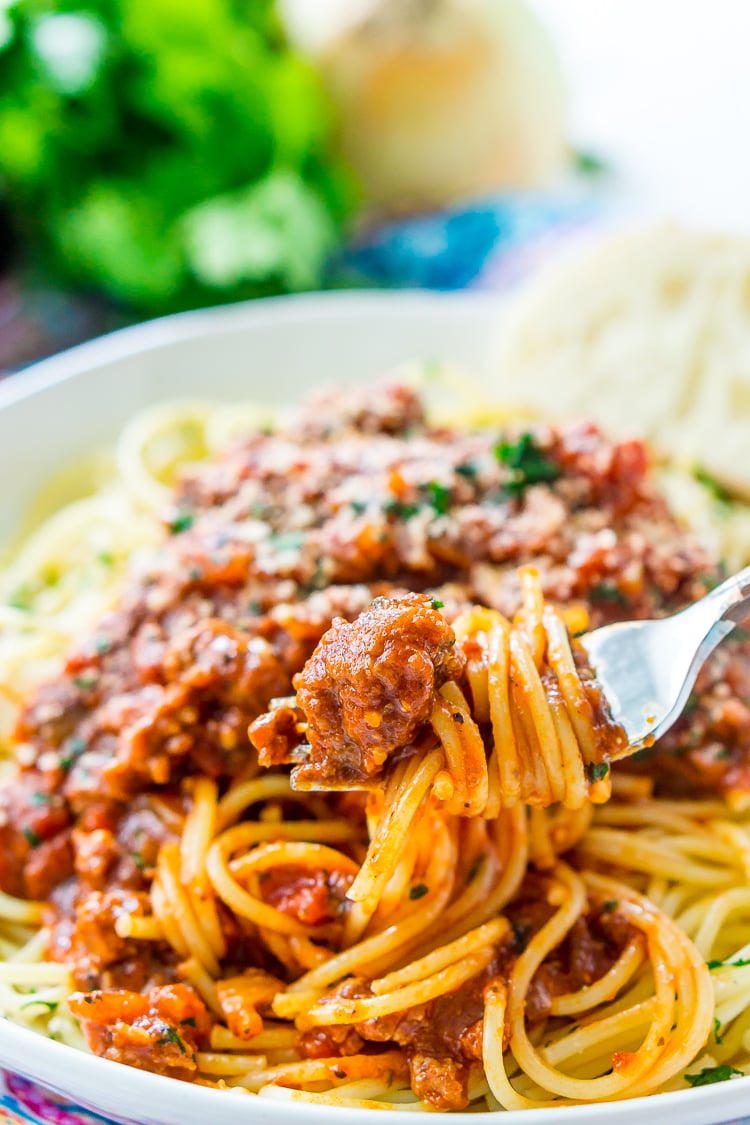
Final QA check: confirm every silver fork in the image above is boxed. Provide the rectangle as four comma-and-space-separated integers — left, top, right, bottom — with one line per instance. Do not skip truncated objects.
579, 566, 750, 755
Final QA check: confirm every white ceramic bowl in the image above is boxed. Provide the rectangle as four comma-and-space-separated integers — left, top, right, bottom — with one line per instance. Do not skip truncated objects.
0, 292, 745, 1125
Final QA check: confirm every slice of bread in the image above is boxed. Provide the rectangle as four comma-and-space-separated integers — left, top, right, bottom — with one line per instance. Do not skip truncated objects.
494, 225, 750, 497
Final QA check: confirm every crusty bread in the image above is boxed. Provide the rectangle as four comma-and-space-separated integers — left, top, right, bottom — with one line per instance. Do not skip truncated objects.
494, 225, 750, 497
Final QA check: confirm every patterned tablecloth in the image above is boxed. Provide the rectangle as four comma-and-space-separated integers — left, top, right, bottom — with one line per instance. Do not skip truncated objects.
0, 1073, 112, 1125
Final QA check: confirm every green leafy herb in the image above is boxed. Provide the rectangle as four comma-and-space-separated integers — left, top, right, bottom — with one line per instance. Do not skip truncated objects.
409, 883, 429, 901
586, 761, 610, 783
268, 531, 305, 552
383, 499, 421, 520
714, 1016, 723, 1044
455, 462, 478, 479
697, 568, 728, 593
73, 675, 97, 692
425, 481, 451, 515
156, 1025, 187, 1054
350, 500, 368, 515
494, 433, 560, 497
22, 827, 41, 848
685, 1065, 743, 1087
29, 792, 51, 806
0, 2, 355, 314
168, 512, 194, 535
602, 900, 619, 913
180, 1017, 197, 1027
430, 598, 445, 610
132, 852, 146, 873
695, 466, 733, 506
19, 998, 58, 1012
94, 636, 111, 655
590, 582, 628, 606
60, 737, 86, 771
97, 551, 114, 568
707, 956, 750, 970
7, 584, 34, 612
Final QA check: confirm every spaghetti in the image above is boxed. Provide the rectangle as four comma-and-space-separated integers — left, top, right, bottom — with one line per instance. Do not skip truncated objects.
0, 376, 748, 1110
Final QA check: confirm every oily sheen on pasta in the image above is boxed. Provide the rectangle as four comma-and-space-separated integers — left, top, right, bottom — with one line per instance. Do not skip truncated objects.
0, 379, 748, 1111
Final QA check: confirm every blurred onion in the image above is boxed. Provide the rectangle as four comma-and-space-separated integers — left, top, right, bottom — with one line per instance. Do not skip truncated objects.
319, 0, 568, 214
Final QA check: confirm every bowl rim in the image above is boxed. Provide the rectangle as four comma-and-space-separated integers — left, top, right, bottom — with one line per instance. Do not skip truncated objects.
0, 289, 500, 411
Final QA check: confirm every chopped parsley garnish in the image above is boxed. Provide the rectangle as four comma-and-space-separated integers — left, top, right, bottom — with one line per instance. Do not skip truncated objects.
73, 675, 97, 692
268, 531, 305, 552
180, 1017, 197, 1027
7, 584, 34, 611
495, 433, 560, 497
97, 551, 114, 568
589, 582, 628, 606
94, 637, 111, 655
425, 481, 451, 515
430, 598, 445, 610
350, 500, 368, 515
695, 466, 733, 506
60, 737, 86, 771
19, 998, 58, 1012
383, 498, 421, 520
714, 1017, 723, 1044
22, 828, 41, 848
707, 956, 750, 970
29, 792, 51, 806
685, 1065, 743, 1087
455, 462, 479, 479
132, 852, 146, 873
156, 1025, 187, 1054
409, 883, 429, 901
168, 512, 194, 534
586, 761, 610, 783
602, 900, 619, 913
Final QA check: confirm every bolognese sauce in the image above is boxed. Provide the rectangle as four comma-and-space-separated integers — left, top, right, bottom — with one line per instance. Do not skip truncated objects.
0, 380, 744, 1107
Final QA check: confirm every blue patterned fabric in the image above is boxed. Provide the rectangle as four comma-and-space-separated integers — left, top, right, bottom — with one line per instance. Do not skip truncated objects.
341, 190, 606, 292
